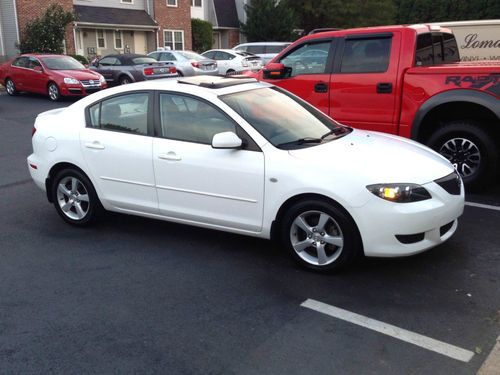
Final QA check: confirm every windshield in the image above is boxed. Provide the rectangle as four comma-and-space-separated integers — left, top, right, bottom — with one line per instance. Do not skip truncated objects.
40, 56, 85, 70
178, 51, 207, 60
220, 87, 350, 149
132, 57, 157, 65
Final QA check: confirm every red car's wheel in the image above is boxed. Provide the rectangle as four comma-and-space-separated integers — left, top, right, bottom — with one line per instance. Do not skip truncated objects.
47, 82, 61, 101
5, 78, 18, 96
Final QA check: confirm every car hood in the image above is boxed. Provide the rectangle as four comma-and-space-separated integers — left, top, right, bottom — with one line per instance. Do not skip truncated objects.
51, 69, 102, 80
287, 129, 454, 185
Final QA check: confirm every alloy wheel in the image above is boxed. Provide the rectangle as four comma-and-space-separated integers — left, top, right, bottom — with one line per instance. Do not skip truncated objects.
48, 84, 59, 101
290, 210, 344, 266
6, 79, 15, 95
439, 137, 481, 178
56, 177, 90, 220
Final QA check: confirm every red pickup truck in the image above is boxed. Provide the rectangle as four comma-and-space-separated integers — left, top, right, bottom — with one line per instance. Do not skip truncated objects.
252, 24, 500, 189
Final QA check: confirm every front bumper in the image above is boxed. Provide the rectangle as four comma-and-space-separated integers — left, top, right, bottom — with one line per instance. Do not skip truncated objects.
352, 179, 465, 257
60, 83, 107, 97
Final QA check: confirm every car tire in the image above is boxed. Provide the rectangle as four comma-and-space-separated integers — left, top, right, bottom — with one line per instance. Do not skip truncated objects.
47, 82, 61, 101
5, 78, 18, 96
226, 69, 236, 76
177, 71, 184, 77
279, 199, 362, 272
119, 75, 132, 85
427, 120, 498, 190
51, 168, 101, 226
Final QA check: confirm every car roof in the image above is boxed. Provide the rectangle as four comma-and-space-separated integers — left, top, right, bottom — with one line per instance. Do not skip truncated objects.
234, 42, 291, 47
204, 49, 237, 54
72, 76, 273, 109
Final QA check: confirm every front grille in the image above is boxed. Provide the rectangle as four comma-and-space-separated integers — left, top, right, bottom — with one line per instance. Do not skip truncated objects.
80, 80, 101, 87
395, 233, 425, 244
434, 172, 461, 195
440, 221, 454, 236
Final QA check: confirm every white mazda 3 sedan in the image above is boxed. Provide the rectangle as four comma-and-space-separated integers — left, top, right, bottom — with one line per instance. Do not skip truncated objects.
27, 76, 464, 271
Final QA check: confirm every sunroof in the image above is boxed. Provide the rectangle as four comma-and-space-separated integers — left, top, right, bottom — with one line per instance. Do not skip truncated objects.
177, 76, 258, 89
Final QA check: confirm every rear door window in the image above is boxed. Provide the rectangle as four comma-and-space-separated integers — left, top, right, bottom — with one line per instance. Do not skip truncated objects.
12, 57, 29, 68
340, 36, 392, 73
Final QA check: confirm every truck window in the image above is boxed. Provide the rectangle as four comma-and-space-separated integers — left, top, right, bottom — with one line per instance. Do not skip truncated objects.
415, 32, 460, 66
280, 41, 332, 77
340, 37, 391, 73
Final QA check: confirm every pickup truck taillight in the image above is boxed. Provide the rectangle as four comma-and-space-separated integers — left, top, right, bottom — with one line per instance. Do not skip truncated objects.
144, 68, 154, 76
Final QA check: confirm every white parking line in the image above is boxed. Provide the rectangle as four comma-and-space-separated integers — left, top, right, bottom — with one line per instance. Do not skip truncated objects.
301, 299, 474, 363
465, 202, 500, 211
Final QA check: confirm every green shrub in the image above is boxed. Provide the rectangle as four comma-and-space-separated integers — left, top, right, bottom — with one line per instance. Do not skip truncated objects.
71, 54, 89, 65
192, 18, 213, 53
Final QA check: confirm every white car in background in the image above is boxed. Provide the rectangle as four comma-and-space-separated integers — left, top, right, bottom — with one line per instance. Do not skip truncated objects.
201, 49, 263, 75
27, 76, 464, 271
233, 42, 292, 65
148, 50, 218, 77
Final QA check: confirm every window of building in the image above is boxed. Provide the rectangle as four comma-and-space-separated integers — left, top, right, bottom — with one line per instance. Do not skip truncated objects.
88, 93, 150, 136
167, 0, 178, 6
191, 0, 202, 6
96, 30, 106, 49
164, 30, 184, 50
160, 93, 236, 144
121, 0, 133, 3
340, 37, 391, 73
114, 31, 123, 50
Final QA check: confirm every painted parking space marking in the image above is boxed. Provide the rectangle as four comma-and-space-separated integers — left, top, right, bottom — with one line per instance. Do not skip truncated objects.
301, 299, 474, 363
465, 202, 500, 211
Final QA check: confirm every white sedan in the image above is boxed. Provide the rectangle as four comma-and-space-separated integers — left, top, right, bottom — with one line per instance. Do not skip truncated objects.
27, 76, 464, 271
201, 49, 263, 75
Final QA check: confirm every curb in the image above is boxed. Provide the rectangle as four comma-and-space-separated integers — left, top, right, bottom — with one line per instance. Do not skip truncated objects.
477, 335, 500, 375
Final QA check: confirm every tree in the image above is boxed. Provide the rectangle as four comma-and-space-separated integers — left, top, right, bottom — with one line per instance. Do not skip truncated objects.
395, 0, 500, 24
192, 18, 213, 53
288, 0, 395, 33
18, 4, 74, 54
240, 0, 298, 42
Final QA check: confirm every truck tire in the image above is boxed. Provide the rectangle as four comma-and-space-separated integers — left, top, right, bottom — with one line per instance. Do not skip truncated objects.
427, 121, 498, 190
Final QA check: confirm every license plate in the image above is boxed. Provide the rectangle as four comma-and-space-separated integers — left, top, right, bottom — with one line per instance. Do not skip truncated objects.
156, 68, 167, 73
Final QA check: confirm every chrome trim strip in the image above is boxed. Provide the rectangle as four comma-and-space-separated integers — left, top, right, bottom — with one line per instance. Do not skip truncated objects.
156, 184, 258, 203
100, 176, 155, 187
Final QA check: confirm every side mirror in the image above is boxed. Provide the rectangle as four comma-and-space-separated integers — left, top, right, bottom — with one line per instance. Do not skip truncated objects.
263, 62, 285, 79
212, 131, 242, 149
33, 65, 43, 72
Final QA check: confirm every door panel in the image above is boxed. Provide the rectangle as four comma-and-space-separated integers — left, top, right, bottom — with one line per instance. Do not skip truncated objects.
329, 33, 401, 134
153, 139, 265, 231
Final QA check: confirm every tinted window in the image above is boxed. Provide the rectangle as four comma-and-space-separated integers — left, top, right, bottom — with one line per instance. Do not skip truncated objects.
266, 45, 288, 54
149, 52, 160, 60
203, 51, 215, 59
215, 51, 234, 60
443, 33, 460, 63
161, 52, 177, 61
341, 37, 391, 73
28, 57, 42, 70
247, 46, 265, 54
89, 93, 149, 135
99, 57, 119, 66
280, 41, 331, 77
160, 93, 236, 144
415, 33, 434, 66
40, 56, 84, 70
132, 57, 157, 65
12, 57, 29, 68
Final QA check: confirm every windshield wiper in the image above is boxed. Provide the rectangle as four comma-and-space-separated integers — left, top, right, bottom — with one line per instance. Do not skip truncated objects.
321, 127, 349, 139
277, 137, 322, 148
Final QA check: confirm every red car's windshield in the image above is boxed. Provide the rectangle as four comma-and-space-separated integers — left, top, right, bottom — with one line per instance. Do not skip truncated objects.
40, 56, 85, 70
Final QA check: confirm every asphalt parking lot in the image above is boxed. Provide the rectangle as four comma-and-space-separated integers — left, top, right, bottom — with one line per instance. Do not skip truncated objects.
0, 92, 499, 374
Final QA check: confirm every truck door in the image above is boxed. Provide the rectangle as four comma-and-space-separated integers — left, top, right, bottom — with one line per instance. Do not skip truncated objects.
329, 33, 401, 134
261, 39, 336, 116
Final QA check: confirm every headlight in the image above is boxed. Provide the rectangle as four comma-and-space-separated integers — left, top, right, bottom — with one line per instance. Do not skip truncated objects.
63, 77, 80, 85
366, 183, 431, 203
99, 75, 106, 83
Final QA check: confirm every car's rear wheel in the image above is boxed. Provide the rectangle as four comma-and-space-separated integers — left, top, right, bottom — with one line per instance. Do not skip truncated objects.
119, 75, 132, 85
51, 169, 100, 226
226, 69, 236, 76
427, 121, 498, 190
5, 78, 18, 96
280, 200, 362, 271
47, 82, 61, 101
177, 71, 184, 77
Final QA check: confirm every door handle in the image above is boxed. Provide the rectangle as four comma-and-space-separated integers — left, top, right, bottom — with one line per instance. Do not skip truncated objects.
85, 141, 105, 150
158, 152, 181, 161
314, 82, 328, 93
376, 82, 393, 94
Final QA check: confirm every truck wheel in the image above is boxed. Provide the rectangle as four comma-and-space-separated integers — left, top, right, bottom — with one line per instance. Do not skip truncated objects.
427, 121, 498, 190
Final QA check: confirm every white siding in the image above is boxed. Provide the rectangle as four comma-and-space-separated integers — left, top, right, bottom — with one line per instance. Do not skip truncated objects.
0, 0, 19, 60
73, 0, 147, 11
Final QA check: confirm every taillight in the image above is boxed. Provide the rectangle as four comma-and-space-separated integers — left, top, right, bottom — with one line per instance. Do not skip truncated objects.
144, 67, 154, 75
169, 66, 177, 74
32, 126, 37, 137
191, 61, 200, 68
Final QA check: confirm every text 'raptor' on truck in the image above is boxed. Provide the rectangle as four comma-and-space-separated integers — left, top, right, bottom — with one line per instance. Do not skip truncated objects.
252, 24, 500, 189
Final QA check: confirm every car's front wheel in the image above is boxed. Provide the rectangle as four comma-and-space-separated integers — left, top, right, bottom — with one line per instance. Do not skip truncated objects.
5, 78, 18, 96
279, 200, 362, 271
51, 169, 101, 226
47, 82, 61, 101
119, 75, 132, 85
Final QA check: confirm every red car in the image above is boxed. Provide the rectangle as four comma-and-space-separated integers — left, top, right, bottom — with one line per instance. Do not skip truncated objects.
0, 54, 107, 101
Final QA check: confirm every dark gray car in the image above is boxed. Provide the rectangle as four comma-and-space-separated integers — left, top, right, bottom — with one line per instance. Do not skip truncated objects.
91, 54, 177, 85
